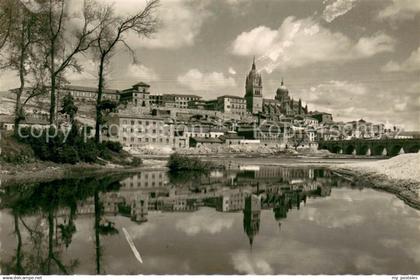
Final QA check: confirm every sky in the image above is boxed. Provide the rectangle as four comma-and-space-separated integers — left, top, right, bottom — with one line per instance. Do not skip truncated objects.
0, 0, 419, 130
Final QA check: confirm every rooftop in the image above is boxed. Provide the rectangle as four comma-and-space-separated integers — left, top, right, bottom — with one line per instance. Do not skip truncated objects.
132, 82, 150, 88
191, 137, 223, 143
164, 93, 202, 99
217, 95, 245, 100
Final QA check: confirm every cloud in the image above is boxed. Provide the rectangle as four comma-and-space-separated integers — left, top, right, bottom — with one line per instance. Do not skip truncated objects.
65, 59, 98, 81
228, 67, 237, 75
126, 64, 160, 82
322, 0, 359, 23
377, 0, 420, 22
177, 69, 236, 91
123, 0, 212, 49
296, 80, 420, 130
231, 17, 395, 72
224, 0, 252, 15
231, 252, 274, 274
175, 208, 234, 236
382, 46, 420, 72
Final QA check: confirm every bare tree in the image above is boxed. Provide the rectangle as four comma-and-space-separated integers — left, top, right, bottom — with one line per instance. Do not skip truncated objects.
39, 0, 100, 124
0, 1, 48, 134
0, 0, 13, 50
92, 0, 159, 143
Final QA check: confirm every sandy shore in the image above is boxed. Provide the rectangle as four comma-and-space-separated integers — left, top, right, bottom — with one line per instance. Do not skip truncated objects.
331, 153, 420, 209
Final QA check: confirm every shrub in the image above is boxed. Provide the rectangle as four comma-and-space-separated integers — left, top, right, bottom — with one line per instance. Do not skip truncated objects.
167, 153, 218, 172
103, 141, 123, 153
75, 139, 100, 163
56, 146, 80, 164
15, 127, 122, 165
129, 157, 143, 167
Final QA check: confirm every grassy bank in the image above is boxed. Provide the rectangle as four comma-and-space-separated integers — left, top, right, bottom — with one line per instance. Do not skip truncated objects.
0, 131, 143, 185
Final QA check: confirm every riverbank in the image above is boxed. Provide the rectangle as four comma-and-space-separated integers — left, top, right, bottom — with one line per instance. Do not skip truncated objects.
0, 159, 166, 186
332, 152, 420, 209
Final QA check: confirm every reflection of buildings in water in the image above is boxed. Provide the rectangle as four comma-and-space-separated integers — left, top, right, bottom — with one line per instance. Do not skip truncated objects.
239, 167, 318, 180
130, 196, 148, 223
157, 197, 199, 212
216, 189, 251, 212
271, 191, 303, 222
243, 194, 261, 247
55, 191, 150, 224
120, 171, 169, 190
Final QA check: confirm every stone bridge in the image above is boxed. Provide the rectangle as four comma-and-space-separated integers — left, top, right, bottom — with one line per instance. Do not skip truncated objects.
318, 139, 420, 157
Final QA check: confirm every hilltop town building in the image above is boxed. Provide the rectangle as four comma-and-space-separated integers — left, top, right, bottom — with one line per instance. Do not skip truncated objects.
120, 82, 151, 108
217, 95, 247, 116
161, 94, 202, 109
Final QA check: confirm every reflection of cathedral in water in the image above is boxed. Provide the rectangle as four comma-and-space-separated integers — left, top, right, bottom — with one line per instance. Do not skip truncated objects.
243, 194, 261, 247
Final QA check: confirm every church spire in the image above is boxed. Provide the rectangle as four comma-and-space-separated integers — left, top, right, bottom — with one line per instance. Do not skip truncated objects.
252, 56, 256, 70
281, 77, 284, 86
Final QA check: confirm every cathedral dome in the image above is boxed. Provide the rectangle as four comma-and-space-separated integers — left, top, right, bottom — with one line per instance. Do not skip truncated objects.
276, 80, 289, 95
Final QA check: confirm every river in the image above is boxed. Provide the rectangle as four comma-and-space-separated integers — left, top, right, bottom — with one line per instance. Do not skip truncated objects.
0, 164, 419, 274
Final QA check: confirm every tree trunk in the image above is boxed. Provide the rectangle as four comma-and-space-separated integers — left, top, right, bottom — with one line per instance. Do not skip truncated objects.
14, 22, 26, 135
14, 213, 23, 274
95, 56, 105, 143
14, 91, 23, 135
49, 74, 56, 125
94, 190, 101, 274
49, 38, 57, 125
47, 208, 54, 274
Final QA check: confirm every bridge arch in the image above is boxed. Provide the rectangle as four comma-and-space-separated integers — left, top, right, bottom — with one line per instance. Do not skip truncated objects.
331, 145, 341, 154
344, 144, 356, 155
405, 144, 420, 153
389, 145, 404, 157
319, 144, 328, 151
357, 145, 370, 156
372, 145, 387, 156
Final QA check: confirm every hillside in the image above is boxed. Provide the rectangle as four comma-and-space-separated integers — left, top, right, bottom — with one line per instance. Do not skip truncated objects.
0, 90, 96, 125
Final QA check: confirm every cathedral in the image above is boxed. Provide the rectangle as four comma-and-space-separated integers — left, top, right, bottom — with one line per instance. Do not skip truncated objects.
244, 58, 308, 117
244, 57, 263, 114
274, 79, 308, 116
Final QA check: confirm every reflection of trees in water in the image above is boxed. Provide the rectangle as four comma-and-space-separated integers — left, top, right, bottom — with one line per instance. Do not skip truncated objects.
0, 175, 127, 275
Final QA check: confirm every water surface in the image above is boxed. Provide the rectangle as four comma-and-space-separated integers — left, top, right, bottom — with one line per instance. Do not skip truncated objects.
1, 166, 419, 274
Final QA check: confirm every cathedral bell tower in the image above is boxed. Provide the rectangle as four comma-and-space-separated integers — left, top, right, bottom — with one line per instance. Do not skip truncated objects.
245, 57, 263, 114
